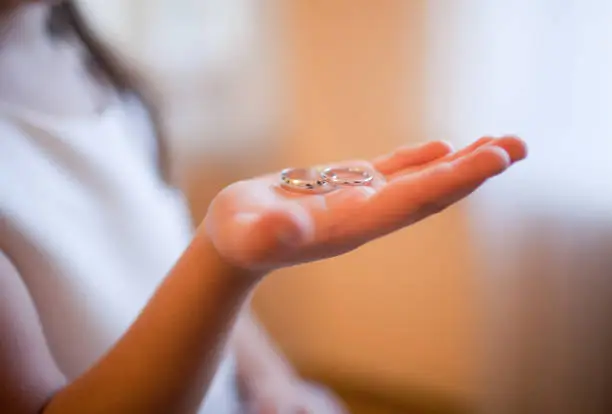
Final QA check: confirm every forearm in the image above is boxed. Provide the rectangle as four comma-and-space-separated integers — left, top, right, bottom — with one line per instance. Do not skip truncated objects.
44, 232, 260, 414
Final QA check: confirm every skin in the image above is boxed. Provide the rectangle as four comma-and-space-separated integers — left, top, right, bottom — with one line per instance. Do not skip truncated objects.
0, 1, 529, 413
0, 136, 527, 414
0, 1, 347, 412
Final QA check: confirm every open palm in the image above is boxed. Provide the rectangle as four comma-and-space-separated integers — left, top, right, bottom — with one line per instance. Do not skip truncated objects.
204, 136, 527, 271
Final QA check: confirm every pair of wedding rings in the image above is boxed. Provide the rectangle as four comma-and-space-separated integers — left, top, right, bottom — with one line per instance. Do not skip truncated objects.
279, 165, 374, 194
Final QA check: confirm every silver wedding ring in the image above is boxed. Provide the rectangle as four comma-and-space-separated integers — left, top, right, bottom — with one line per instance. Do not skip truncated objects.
279, 165, 374, 194
321, 166, 374, 186
279, 167, 334, 194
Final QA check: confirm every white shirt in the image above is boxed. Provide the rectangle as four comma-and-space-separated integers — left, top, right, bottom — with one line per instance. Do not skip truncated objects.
0, 96, 239, 413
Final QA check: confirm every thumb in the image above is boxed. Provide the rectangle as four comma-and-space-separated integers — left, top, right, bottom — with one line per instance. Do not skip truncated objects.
232, 204, 314, 268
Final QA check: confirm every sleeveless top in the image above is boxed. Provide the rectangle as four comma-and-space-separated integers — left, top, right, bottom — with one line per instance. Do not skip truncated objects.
0, 97, 239, 413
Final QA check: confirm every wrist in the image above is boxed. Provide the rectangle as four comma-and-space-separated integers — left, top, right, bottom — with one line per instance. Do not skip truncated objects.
191, 228, 268, 288
199, 215, 278, 278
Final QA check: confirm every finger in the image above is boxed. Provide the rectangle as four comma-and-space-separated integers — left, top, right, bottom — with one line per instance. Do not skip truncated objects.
445, 136, 495, 162
394, 135, 526, 178
492, 135, 528, 162
365, 145, 511, 234
392, 145, 511, 207
432, 135, 525, 167
387, 136, 494, 179
228, 204, 314, 268
373, 140, 454, 175
392, 136, 493, 176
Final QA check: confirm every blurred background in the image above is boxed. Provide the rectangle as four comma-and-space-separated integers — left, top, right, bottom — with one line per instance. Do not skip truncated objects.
79, 0, 611, 413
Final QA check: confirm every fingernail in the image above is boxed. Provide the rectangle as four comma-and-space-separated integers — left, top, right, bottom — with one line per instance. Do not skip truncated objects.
477, 146, 511, 170
438, 140, 455, 151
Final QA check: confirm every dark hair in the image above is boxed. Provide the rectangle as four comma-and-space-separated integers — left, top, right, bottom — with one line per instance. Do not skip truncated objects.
50, 1, 171, 182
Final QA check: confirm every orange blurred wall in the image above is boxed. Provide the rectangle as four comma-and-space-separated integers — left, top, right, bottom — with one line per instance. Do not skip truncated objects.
247, 0, 480, 403
84, 0, 482, 406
